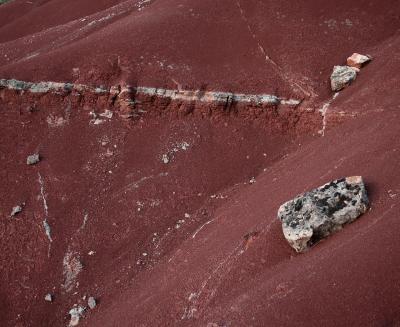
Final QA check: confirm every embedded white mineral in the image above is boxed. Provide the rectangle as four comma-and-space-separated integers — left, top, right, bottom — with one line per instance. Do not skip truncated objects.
277, 176, 369, 252
330, 66, 358, 91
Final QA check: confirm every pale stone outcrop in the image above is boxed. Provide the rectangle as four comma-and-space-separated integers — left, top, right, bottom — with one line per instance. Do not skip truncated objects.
277, 176, 369, 252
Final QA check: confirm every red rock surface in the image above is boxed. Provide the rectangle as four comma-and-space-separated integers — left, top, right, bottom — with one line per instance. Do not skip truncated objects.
1, 1, 400, 326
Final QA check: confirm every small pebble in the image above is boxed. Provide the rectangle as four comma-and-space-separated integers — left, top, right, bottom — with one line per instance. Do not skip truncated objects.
161, 154, 170, 164
88, 297, 96, 309
44, 293, 53, 302
27, 153, 40, 165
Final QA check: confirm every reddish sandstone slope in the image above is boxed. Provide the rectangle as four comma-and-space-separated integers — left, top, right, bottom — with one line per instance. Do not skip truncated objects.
0, 1, 400, 327
1, 0, 399, 97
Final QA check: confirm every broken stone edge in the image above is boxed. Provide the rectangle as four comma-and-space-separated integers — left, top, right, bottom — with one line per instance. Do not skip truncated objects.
277, 176, 369, 253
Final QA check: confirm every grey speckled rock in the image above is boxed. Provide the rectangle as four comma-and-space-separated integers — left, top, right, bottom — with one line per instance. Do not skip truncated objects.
330, 65, 357, 91
278, 176, 369, 252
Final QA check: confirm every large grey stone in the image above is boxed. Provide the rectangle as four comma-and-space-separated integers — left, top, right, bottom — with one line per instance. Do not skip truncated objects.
330, 65, 357, 91
277, 176, 369, 252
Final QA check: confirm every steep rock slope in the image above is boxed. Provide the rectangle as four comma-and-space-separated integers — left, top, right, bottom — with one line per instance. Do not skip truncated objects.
0, 1, 400, 326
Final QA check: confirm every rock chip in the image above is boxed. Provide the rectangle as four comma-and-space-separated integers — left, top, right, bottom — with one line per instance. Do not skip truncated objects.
26, 153, 40, 165
277, 176, 369, 252
330, 65, 357, 91
88, 296, 96, 309
161, 154, 170, 164
10, 204, 23, 217
347, 53, 372, 69
44, 293, 53, 302
69, 306, 85, 326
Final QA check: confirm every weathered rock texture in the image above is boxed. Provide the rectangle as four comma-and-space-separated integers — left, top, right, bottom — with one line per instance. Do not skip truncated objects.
330, 66, 358, 91
0, 78, 322, 135
278, 176, 369, 252
347, 53, 372, 69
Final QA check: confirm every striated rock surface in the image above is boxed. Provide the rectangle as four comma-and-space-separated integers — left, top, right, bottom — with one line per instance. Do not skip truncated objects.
277, 176, 369, 252
347, 53, 372, 69
330, 66, 358, 91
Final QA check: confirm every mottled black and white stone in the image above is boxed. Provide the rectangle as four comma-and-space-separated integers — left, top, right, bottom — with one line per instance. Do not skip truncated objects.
330, 65, 358, 91
277, 176, 369, 252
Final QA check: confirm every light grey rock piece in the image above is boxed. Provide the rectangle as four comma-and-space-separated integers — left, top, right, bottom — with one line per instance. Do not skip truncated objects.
10, 205, 23, 217
330, 66, 357, 91
88, 296, 96, 309
277, 176, 369, 252
44, 293, 53, 302
26, 153, 40, 165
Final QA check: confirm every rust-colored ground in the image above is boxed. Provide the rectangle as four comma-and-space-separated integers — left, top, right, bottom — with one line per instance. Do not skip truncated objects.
1, 1, 400, 326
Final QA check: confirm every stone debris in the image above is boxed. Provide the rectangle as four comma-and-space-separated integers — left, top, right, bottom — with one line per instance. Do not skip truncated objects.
26, 153, 40, 165
330, 66, 357, 92
330, 53, 372, 92
277, 176, 369, 252
68, 306, 85, 326
44, 293, 53, 302
347, 53, 372, 69
88, 296, 97, 309
10, 204, 23, 217
161, 154, 170, 164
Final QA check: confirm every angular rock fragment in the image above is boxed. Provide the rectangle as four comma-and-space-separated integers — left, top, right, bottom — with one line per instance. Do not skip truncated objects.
44, 293, 53, 302
10, 204, 23, 217
26, 153, 40, 165
330, 66, 357, 91
277, 176, 369, 252
347, 53, 372, 69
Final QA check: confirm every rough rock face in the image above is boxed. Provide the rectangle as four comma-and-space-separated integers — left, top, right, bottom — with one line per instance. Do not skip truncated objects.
277, 176, 369, 252
330, 66, 358, 91
347, 53, 372, 69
